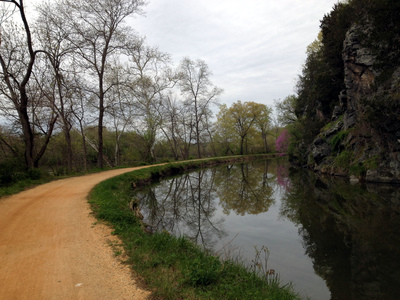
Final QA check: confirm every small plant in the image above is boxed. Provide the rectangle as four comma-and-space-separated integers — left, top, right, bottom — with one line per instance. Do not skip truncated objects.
251, 246, 278, 283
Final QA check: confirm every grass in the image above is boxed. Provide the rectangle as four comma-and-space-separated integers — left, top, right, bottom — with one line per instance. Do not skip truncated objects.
89, 157, 303, 300
0, 176, 53, 198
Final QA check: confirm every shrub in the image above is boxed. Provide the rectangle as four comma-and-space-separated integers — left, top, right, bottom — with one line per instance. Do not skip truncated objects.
334, 150, 353, 168
0, 159, 25, 187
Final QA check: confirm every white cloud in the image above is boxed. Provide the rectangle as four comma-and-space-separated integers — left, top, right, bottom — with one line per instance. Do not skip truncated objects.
23, 0, 337, 108
129, 0, 338, 108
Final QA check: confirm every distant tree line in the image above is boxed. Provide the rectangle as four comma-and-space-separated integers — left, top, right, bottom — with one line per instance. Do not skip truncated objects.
0, 0, 276, 183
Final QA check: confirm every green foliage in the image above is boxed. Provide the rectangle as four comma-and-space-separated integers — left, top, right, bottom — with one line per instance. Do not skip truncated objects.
349, 162, 366, 177
0, 159, 24, 187
27, 168, 42, 180
287, 117, 324, 164
295, 32, 337, 122
330, 130, 350, 152
215, 101, 272, 156
0, 158, 43, 188
349, 155, 379, 176
334, 150, 353, 168
320, 3, 352, 95
322, 115, 343, 132
275, 95, 297, 126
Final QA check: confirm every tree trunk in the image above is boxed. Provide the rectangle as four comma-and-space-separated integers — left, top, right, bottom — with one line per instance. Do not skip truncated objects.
98, 100, 104, 169
62, 124, 73, 173
34, 114, 58, 168
240, 136, 245, 155
18, 92, 35, 169
262, 131, 268, 152
79, 125, 88, 172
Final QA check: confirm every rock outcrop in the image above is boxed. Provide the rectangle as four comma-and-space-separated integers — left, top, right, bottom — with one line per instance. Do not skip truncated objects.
308, 24, 400, 183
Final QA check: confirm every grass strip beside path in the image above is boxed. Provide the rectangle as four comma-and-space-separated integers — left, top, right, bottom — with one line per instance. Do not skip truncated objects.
89, 156, 302, 299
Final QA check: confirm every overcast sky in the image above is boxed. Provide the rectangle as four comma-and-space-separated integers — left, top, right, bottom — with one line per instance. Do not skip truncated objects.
128, 0, 339, 109
22, 0, 339, 109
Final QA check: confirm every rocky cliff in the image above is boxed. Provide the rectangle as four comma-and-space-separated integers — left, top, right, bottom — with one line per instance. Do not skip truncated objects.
309, 24, 400, 183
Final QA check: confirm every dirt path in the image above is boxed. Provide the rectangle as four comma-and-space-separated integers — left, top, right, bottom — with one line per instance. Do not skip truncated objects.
0, 168, 151, 300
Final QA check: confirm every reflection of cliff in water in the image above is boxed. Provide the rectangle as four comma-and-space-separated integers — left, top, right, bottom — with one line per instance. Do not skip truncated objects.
281, 169, 400, 300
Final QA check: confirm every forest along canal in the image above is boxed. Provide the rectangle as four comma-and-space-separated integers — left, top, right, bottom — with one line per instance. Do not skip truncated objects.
133, 159, 400, 300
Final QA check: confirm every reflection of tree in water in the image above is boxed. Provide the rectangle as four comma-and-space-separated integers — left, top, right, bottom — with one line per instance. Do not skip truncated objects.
280, 169, 400, 300
276, 164, 291, 191
135, 169, 226, 250
215, 161, 275, 215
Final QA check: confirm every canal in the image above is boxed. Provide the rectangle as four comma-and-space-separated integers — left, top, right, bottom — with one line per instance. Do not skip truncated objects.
133, 159, 400, 299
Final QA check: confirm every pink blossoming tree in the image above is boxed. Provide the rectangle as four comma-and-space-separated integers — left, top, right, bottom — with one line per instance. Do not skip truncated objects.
275, 130, 290, 156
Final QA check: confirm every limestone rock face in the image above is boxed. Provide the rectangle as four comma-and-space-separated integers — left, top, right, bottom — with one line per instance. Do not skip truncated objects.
343, 26, 377, 106
308, 24, 400, 183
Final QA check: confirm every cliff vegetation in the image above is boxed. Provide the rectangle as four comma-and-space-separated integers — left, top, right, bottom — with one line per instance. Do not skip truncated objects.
282, 0, 400, 183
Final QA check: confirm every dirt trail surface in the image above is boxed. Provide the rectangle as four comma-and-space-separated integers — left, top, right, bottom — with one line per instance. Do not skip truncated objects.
0, 167, 151, 300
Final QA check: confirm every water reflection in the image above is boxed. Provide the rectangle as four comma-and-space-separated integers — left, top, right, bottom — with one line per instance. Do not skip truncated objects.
215, 161, 275, 215
280, 169, 400, 300
133, 160, 400, 299
135, 169, 227, 250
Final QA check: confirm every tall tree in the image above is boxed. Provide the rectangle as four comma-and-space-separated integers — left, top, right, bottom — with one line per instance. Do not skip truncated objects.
228, 101, 258, 155
214, 104, 237, 155
178, 57, 223, 158
105, 60, 135, 166
252, 102, 272, 152
0, 0, 57, 169
216, 101, 271, 155
35, 1, 77, 172
274, 95, 297, 126
128, 39, 176, 162
60, 0, 145, 168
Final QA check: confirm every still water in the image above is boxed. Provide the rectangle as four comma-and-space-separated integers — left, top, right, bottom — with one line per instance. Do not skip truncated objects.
133, 159, 400, 299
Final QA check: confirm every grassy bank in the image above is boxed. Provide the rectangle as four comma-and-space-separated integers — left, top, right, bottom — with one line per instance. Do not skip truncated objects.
89, 156, 302, 299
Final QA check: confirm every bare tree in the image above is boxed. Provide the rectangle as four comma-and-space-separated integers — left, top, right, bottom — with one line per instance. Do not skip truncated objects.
60, 0, 145, 168
160, 92, 195, 160
127, 38, 176, 162
35, 2, 77, 172
0, 1, 57, 169
104, 59, 136, 166
159, 92, 180, 160
178, 58, 223, 158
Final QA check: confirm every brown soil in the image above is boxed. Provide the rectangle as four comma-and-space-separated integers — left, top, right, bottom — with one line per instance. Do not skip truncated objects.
0, 167, 151, 300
